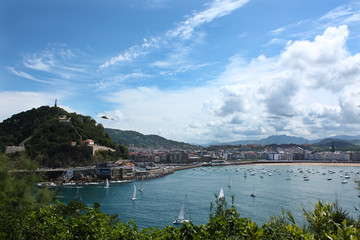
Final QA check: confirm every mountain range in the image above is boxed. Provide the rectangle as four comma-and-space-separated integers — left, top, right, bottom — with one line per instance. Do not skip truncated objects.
210, 134, 360, 146
105, 128, 360, 148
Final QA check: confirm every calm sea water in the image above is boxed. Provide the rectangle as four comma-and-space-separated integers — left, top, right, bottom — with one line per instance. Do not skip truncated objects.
56, 164, 360, 229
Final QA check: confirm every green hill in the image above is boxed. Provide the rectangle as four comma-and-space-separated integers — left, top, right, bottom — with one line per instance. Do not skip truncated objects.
105, 128, 200, 150
0, 106, 128, 168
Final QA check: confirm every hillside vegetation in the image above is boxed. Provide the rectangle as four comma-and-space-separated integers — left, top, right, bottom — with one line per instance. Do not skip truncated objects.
0, 106, 128, 168
105, 128, 200, 150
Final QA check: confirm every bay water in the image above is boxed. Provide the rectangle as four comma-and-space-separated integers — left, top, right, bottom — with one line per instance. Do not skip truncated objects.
57, 164, 360, 229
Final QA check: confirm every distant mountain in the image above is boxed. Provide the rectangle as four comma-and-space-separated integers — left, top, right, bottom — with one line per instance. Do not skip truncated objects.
210, 134, 360, 146
315, 138, 355, 148
105, 128, 200, 150
329, 135, 360, 141
221, 135, 312, 146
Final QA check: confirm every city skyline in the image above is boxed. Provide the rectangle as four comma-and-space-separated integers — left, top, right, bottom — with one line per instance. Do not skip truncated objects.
1, 0, 360, 144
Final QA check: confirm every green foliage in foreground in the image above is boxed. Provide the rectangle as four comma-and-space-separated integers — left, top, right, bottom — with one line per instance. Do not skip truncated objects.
1, 196, 359, 239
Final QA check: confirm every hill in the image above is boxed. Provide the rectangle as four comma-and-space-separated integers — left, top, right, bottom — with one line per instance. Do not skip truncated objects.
0, 106, 128, 168
105, 128, 200, 150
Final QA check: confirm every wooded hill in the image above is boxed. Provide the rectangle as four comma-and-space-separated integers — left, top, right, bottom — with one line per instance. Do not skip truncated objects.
105, 128, 200, 150
0, 106, 128, 168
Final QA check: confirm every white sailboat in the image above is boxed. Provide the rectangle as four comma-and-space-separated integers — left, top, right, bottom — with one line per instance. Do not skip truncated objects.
139, 176, 144, 192
218, 188, 225, 199
173, 195, 190, 224
286, 171, 291, 180
251, 184, 255, 197
341, 175, 348, 184
131, 183, 137, 200
75, 188, 82, 202
104, 178, 110, 188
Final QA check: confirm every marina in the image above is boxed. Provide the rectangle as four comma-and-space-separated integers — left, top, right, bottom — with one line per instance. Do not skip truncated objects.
57, 164, 360, 229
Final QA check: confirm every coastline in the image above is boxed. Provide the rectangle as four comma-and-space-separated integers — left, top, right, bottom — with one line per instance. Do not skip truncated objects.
251, 162, 360, 167
222, 160, 360, 167
41, 160, 360, 186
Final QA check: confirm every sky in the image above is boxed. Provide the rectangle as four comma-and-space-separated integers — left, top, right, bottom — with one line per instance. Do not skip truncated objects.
1, 0, 360, 145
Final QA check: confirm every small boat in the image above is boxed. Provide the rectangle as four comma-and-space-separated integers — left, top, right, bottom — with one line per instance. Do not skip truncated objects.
286, 170, 291, 180
269, 173, 272, 176
75, 188, 82, 202
173, 195, 190, 224
218, 188, 225, 199
104, 178, 110, 188
228, 176, 231, 188
341, 179, 348, 184
139, 176, 144, 192
303, 176, 309, 181
250, 184, 255, 197
327, 176, 332, 180
131, 183, 136, 200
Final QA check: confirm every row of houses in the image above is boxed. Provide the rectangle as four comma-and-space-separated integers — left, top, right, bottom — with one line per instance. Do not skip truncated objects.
128, 149, 360, 163
225, 151, 360, 162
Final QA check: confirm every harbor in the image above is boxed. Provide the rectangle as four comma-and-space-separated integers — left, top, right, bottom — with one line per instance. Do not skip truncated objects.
37, 160, 360, 187
56, 163, 360, 229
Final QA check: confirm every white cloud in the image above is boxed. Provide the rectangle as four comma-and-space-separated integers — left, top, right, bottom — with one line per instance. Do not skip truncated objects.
99, 37, 160, 69
167, 0, 249, 40
269, 27, 286, 36
192, 25, 360, 142
281, 25, 360, 92
0, 91, 56, 122
99, 0, 249, 71
7, 67, 54, 84
92, 71, 153, 90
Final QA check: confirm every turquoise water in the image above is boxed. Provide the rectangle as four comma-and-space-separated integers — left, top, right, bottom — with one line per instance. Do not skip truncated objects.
57, 164, 360, 229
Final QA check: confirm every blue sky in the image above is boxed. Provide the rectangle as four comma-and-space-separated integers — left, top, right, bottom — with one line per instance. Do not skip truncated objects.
1, 0, 360, 144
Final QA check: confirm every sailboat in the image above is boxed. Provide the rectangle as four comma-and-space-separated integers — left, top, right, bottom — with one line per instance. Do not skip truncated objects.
139, 176, 144, 192
218, 188, 225, 199
173, 195, 190, 224
131, 183, 137, 200
341, 175, 348, 184
251, 184, 255, 197
75, 188, 82, 202
228, 176, 231, 188
104, 178, 110, 188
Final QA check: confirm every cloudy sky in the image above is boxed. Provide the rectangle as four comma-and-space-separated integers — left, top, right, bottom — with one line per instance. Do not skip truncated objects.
1, 0, 360, 144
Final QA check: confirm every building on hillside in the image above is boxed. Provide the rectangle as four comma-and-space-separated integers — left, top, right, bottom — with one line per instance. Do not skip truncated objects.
4, 145, 25, 154
83, 139, 94, 145
59, 115, 71, 124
